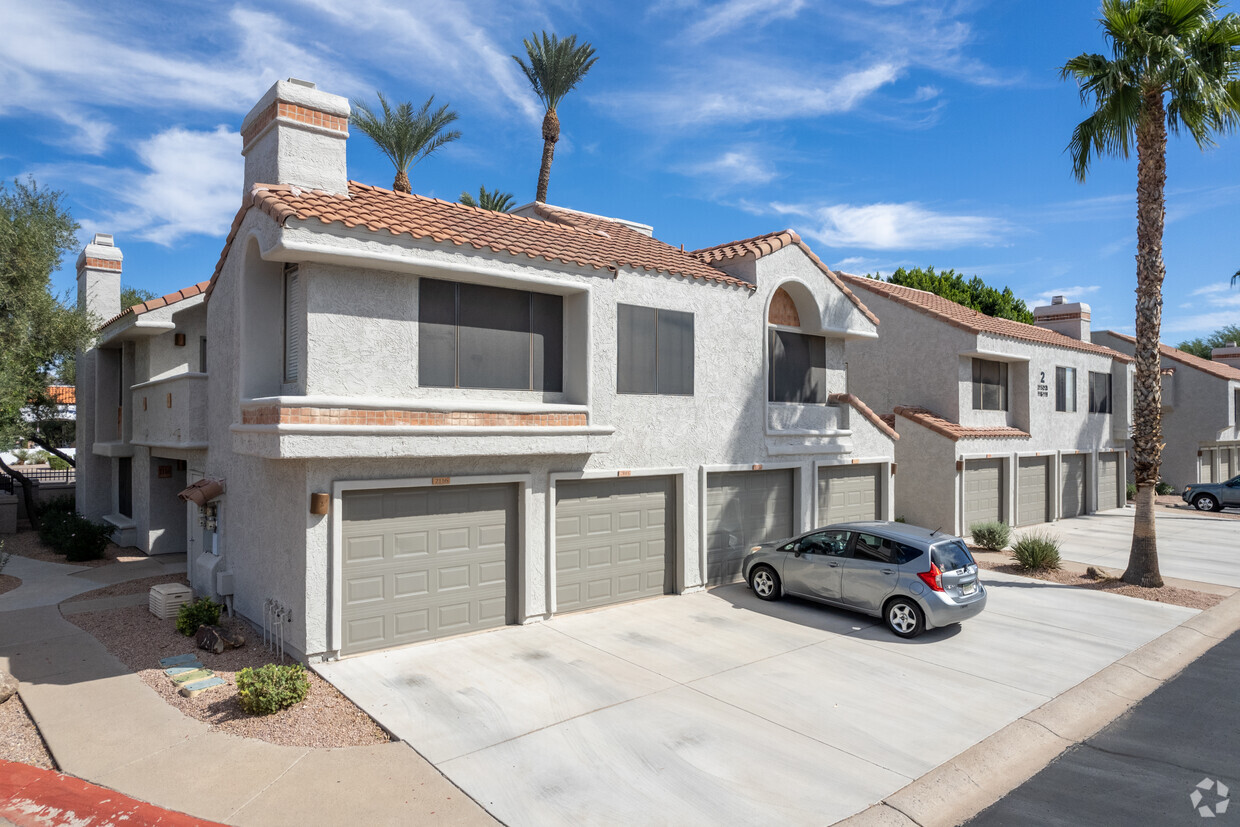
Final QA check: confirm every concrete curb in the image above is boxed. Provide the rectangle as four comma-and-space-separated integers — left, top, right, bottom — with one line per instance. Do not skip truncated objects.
835, 589, 1240, 827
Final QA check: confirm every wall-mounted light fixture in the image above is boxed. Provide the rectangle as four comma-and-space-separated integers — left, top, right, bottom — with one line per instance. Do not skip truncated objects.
174, 333, 186, 347
310, 493, 330, 515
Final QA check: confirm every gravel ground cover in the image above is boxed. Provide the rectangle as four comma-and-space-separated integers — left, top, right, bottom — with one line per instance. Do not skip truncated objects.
60, 573, 189, 604
66, 604, 390, 748
973, 554, 1223, 610
1, 529, 127, 567
0, 574, 19, 595
0, 695, 56, 770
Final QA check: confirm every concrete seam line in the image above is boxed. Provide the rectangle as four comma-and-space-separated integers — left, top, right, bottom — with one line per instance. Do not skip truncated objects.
226, 747, 311, 819
833, 596, 1240, 827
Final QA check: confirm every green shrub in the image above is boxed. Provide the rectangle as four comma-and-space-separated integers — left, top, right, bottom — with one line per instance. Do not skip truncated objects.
236, 664, 310, 715
41, 495, 77, 517
176, 596, 223, 636
37, 507, 74, 549
30, 450, 50, 465
1155, 481, 1176, 496
48, 455, 70, 471
894, 515, 907, 523
12, 448, 30, 465
1011, 530, 1062, 571
1126, 482, 1137, 501
969, 521, 1011, 551
58, 514, 113, 562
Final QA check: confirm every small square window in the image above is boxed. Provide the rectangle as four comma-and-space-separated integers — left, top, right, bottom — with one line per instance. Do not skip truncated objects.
972, 359, 1008, 411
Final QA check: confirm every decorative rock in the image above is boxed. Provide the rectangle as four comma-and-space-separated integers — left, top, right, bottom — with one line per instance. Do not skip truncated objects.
0, 669, 18, 704
170, 668, 211, 685
158, 653, 200, 668
195, 624, 245, 654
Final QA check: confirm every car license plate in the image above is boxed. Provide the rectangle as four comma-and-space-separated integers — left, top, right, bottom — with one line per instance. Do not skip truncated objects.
961, 581, 977, 596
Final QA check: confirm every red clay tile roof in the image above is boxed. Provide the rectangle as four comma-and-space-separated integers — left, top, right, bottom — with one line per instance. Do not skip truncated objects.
206, 183, 758, 299
894, 406, 1030, 442
692, 231, 880, 327
829, 393, 899, 440
47, 385, 75, 405
100, 282, 211, 329
1101, 330, 1240, 382
839, 274, 1132, 363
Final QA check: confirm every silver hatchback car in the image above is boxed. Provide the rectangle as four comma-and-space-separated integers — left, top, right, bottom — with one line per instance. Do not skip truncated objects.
742, 521, 987, 638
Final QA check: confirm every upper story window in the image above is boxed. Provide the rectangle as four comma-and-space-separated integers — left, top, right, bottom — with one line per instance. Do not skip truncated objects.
971, 358, 1008, 411
418, 278, 563, 391
769, 330, 826, 403
1234, 388, 1239, 425
282, 264, 302, 384
1088, 371, 1112, 414
617, 304, 694, 395
1055, 366, 1077, 412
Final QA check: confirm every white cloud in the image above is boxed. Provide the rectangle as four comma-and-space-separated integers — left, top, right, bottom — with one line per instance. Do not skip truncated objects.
770, 201, 1009, 250
601, 60, 901, 126
1024, 285, 1102, 308
683, 147, 778, 185
685, 0, 808, 43
1189, 283, 1234, 297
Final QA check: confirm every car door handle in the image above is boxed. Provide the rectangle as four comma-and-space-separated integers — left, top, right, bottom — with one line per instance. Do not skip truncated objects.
881, 569, 894, 575
827, 561, 841, 567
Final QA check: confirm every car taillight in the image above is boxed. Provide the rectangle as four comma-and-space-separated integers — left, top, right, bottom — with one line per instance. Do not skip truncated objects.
918, 562, 944, 592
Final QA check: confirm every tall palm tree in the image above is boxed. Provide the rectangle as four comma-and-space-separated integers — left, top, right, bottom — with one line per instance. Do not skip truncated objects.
459, 186, 516, 212
513, 32, 598, 203
1062, 0, 1240, 587
351, 93, 461, 194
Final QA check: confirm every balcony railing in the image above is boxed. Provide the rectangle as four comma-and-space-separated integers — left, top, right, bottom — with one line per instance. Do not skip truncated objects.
131, 373, 209, 449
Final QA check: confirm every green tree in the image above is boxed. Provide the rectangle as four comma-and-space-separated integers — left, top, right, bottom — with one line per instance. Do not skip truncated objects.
121, 284, 157, 309
0, 179, 95, 526
1178, 323, 1240, 358
351, 93, 461, 194
1062, 0, 1240, 587
513, 32, 598, 203
459, 187, 516, 213
870, 266, 1035, 323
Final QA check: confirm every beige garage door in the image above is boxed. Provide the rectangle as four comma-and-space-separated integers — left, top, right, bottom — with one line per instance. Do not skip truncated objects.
1062, 454, 1088, 517
964, 459, 1004, 530
1098, 452, 1121, 511
1201, 449, 1216, 483
705, 469, 795, 586
340, 484, 516, 656
1016, 456, 1050, 527
818, 464, 881, 524
555, 476, 672, 613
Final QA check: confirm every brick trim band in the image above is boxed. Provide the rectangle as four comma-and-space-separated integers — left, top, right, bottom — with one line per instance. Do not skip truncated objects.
1036, 311, 1091, 322
242, 406, 588, 428
80, 258, 122, 272
242, 101, 349, 147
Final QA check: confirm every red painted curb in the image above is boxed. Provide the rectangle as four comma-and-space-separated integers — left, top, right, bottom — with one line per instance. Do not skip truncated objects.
0, 760, 227, 826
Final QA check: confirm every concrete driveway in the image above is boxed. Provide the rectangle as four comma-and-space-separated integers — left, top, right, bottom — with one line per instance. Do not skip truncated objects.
316, 570, 1195, 826
1047, 507, 1240, 587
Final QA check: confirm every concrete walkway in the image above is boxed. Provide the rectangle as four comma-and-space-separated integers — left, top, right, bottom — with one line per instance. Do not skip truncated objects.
0, 553, 187, 612
0, 553, 497, 827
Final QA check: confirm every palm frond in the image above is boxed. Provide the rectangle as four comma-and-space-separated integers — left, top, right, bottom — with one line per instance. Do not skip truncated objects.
459, 187, 515, 213
512, 31, 598, 111
350, 92, 461, 183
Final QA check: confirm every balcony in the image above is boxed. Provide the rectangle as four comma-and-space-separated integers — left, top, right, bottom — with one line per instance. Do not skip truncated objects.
131, 373, 209, 449
764, 400, 852, 456
232, 396, 614, 459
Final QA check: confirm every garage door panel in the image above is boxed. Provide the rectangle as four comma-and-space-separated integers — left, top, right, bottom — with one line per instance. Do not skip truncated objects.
1017, 457, 1049, 527
1202, 450, 1215, 483
963, 459, 1004, 528
555, 476, 673, 612
340, 484, 516, 655
1098, 452, 1119, 511
706, 469, 796, 587
819, 465, 882, 526
1061, 455, 1087, 517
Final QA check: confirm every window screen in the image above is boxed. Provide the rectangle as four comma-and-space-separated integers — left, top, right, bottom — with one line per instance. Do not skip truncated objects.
617, 304, 694, 395
972, 359, 1008, 411
418, 278, 562, 391
769, 329, 827, 403
1089, 371, 1112, 414
1055, 366, 1077, 412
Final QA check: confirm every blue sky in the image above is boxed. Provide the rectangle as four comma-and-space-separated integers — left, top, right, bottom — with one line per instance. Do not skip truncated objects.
2, 0, 1237, 342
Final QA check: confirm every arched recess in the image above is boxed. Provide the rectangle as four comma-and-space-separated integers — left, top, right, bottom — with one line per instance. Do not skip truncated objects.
239, 237, 286, 399
766, 281, 829, 404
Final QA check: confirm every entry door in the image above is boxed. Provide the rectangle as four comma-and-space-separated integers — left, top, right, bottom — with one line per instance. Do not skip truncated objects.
1061, 455, 1087, 517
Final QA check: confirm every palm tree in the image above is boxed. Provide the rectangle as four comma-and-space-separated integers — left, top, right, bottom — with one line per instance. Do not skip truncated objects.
459, 186, 516, 212
350, 93, 461, 194
512, 32, 598, 203
1062, 0, 1240, 587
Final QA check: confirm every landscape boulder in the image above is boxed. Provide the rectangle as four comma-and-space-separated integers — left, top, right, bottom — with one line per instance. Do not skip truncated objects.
194, 624, 245, 655
0, 669, 17, 704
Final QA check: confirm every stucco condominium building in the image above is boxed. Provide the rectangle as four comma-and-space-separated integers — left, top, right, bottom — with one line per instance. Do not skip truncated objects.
76, 79, 898, 659
838, 278, 1134, 537
1092, 331, 1240, 489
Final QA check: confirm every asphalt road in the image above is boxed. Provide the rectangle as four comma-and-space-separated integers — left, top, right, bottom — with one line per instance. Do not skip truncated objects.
968, 628, 1240, 826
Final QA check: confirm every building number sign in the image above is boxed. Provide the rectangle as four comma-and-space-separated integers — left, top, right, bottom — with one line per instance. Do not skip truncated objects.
1036, 370, 1049, 398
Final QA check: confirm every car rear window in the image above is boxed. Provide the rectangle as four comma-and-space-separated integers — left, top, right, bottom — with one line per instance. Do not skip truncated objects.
931, 540, 974, 572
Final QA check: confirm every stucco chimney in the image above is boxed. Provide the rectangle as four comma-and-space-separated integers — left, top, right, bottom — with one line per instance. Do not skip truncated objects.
76, 233, 122, 323
1033, 298, 1091, 341
1211, 343, 1240, 370
240, 79, 350, 197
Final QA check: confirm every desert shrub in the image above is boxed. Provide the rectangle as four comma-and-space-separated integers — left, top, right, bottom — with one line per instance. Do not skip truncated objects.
38, 508, 77, 550
1011, 530, 1062, 571
30, 450, 50, 465
1126, 482, 1137, 501
48, 455, 70, 471
12, 448, 30, 465
176, 596, 223, 636
41, 495, 76, 516
236, 664, 310, 715
969, 521, 1011, 551
58, 514, 113, 561
1155, 481, 1176, 496
894, 515, 907, 523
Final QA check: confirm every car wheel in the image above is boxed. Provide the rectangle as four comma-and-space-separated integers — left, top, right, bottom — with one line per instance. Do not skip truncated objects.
1194, 494, 1220, 512
750, 566, 781, 601
884, 597, 925, 639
